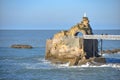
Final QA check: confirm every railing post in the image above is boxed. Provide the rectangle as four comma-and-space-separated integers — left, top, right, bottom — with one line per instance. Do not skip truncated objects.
100, 39, 103, 56
93, 39, 95, 57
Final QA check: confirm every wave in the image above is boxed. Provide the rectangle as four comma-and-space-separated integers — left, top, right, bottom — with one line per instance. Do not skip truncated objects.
37, 58, 51, 64
13, 57, 120, 70
79, 62, 120, 68
18, 61, 120, 70
53, 62, 120, 69
25, 58, 120, 70
22, 63, 51, 69
18, 58, 53, 69
51, 53, 120, 69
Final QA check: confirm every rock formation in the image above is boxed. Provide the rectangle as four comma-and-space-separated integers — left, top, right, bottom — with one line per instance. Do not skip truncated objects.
11, 44, 32, 49
102, 48, 120, 54
45, 15, 100, 66
53, 17, 93, 39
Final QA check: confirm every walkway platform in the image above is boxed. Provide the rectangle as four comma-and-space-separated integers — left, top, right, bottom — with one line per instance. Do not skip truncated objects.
83, 35, 120, 40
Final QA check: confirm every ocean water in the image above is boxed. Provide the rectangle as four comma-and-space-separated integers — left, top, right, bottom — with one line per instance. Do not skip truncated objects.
0, 30, 120, 80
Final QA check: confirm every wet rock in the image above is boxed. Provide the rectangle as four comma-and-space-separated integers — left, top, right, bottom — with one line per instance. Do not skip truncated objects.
93, 57, 106, 63
11, 44, 32, 49
102, 49, 120, 54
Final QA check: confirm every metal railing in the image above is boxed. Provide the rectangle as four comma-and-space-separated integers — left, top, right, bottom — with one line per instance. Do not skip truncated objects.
83, 35, 120, 40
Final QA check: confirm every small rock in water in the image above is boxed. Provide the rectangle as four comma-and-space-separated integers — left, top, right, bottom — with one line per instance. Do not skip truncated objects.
102, 49, 120, 54
11, 44, 32, 49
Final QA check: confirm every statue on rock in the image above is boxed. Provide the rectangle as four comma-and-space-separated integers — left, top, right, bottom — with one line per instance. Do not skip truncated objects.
53, 13, 93, 39
45, 14, 100, 66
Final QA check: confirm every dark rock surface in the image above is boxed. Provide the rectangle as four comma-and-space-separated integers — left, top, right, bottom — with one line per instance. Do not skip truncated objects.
11, 44, 32, 49
102, 49, 120, 54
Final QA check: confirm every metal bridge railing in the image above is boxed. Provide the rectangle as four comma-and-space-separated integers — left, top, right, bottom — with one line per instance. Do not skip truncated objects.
83, 35, 120, 40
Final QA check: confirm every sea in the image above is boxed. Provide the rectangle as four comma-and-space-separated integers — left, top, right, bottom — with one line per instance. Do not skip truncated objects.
0, 30, 120, 80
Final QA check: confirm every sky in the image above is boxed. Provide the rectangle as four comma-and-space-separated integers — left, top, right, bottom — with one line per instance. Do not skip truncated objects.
0, 0, 120, 30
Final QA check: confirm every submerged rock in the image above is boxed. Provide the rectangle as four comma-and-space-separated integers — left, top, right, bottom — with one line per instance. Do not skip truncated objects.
45, 15, 100, 66
11, 44, 32, 49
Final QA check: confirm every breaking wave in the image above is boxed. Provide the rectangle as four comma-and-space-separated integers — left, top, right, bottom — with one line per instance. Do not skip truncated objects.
22, 58, 120, 70
53, 62, 120, 70
18, 53, 120, 70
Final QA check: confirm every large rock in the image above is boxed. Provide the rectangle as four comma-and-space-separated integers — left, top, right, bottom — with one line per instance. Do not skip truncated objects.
11, 44, 32, 49
45, 16, 100, 66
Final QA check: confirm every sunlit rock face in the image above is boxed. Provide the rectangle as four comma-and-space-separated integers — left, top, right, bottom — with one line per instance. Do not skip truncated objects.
45, 16, 100, 66
53, 17, 93, 39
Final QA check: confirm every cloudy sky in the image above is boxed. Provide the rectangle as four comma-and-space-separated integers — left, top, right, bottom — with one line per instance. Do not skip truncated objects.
0, 0, 120, 30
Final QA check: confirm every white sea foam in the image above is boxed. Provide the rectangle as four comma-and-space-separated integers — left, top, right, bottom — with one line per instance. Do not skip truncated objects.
51, 52, 120, 69
79, 62, 120, 68
17, 58, 53, 69
22, 63, 42, 69
52, 62, 70, 68
39, 57, 120, 69
21, 62, 53, 69
52, 62, 120, 69
18, 57, 120, 70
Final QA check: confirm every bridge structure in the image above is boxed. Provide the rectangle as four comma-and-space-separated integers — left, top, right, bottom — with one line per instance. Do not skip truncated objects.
82, 34, 120, 56
83, 35, 120, 40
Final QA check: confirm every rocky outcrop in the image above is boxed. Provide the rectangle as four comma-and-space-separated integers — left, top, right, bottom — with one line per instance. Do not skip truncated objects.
102, 49, 120, 54
45, 16, 100, 66
11, 44, 32, 49
53, 17, 93, 39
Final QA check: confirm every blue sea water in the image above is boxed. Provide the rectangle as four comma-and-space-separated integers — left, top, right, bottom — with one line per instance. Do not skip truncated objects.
0, 30, 120, 80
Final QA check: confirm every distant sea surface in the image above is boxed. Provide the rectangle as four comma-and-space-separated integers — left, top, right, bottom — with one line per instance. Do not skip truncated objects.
0, 30, 120, 80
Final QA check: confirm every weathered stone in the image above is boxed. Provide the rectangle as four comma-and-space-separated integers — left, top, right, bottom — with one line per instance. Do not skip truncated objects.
11, 44, 32, 49
45, 15, 99, 66
93, 57, 106, 63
